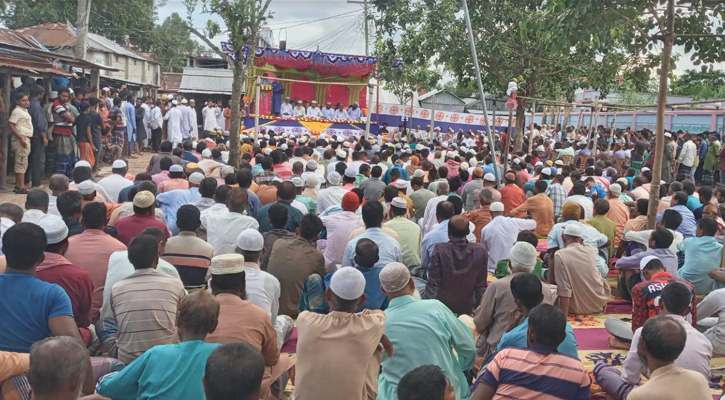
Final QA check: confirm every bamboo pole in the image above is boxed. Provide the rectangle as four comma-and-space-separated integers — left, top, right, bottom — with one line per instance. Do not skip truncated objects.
528, 101, 536, 155
254, 76, 261, 135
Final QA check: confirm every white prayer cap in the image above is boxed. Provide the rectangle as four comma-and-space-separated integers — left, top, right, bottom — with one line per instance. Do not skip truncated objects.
513, 158, 521, 164
535, 161, 543, 167
236, 229, 264, 252
305, 174, 319, 188
379, 262, 411, 292
291, 177, 305, 187
133, 190, 155, 208
554, 160, 564, 166
264, 134, 270, 140
490, 202, 504, 212
38, 215, 69, 245
327, 171, 342, 186
74, 160, 91, 169
395, 179, 408, 189
330, 267, 366, 300
167, 94, 174, 100
469, 157, 477, 167
112, 159, 127, 169
77, 180, 95, 195
460, 162, 470, 171
306, 160, 318, 170
442, 141, 449, 147
413, 169, 425, 178
641, 167, 651, 173
610, 183, 622, 195
280, 143, 288, 150
220, 165, 235, 178
509, 241, 537, 271
181, 99, 188, 104
664, 132, 672, 138
201, 149, 212, 158
541, 167, 552, 176
172, 100, 178, 105
337, 137, 345, 143
101, 87, 109, 92
189, 172, 205, 184
344, 168, 357, 178
640, 255, 659, 271
391, 197, 407, 209
563, 224, 583, 238
536, 145, 545, 152
264, 148, 272, 155
169, 164, 184, 173
311, 100, 317, 104
336, 149, 347, 159
210, 253, 245, 275
50, 91, 57, 99
483, 173, 495, 182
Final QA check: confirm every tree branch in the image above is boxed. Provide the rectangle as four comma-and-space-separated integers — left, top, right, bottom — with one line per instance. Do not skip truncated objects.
677, 33, 725, 38
187, 24, 228, 60
608, 9, 653, 41
646, 4, 665, 29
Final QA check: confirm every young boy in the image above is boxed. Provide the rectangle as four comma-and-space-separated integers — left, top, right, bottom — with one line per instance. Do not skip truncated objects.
9, 93, 33, 194
74, 101, 95, 168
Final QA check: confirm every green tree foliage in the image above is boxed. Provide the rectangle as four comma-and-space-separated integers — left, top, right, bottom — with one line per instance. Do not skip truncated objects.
151, 13, 203, 73
376, 38, 440, 105
371, 0, 626, 151
0, 0, 158, 51
184, 0, 272, 167
671, 69, 725, 99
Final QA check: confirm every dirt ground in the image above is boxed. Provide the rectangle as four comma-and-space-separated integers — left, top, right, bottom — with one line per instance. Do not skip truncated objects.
0, 152, 154, 210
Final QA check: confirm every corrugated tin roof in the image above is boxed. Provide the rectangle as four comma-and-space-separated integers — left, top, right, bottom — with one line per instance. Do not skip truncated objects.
0, 47, 73, 76
18, 22, 158, 64
179, 67, 234, 95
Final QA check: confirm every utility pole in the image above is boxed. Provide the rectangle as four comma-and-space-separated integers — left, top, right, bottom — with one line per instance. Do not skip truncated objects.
462, 0, 500, 184
348, 0, 370, 56
75, 0, 91, 60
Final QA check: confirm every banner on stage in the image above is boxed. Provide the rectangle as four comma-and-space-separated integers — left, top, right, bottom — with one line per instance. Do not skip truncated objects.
376, 103, 511, 128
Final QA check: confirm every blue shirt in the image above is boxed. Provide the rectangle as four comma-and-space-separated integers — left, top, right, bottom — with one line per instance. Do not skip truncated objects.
246, 189, 261, 219
382, 165, 409, 184
97, 340, 220, 400
124, 101, 137, 141
182, 151, 199, 163
256, 200, 303, 233
589, 185, 606, 199
493, 317, 579, 359
0, 272, 73, 352
686, 195, 702, 212
118, 181, 141, 203
420, 220, 476, 269
342, 227, 402, 269
678, 236, 723, 295
378, 295, 476, 400
483, 163, 502, 178
657, 205, 697, 238
325, 265, 388, 311
156, 187, 201, 235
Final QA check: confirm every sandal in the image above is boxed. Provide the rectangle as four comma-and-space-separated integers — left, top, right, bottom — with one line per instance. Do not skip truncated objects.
13, 187, 28, 194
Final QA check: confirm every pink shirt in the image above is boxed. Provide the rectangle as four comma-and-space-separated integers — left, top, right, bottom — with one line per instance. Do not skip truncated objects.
158, 178, 190, 193
64, 229, 127, 321
152, 171, 170, 185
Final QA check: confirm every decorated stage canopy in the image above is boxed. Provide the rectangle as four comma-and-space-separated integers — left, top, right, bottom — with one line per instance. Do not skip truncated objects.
242, 115, 374, 137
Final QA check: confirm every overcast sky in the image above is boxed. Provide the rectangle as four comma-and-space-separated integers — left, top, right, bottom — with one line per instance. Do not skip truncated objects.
160, 0, 723, 79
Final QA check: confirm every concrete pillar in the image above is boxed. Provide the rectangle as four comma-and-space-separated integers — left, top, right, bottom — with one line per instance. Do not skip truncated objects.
90, 69, 100, 95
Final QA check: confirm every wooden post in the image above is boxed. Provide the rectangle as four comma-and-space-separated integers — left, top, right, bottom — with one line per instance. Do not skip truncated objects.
504, 107, 514, 172
528, 101, 536, 155
577, 107, 584, 128
364, 85, 372, 140
254, 76, 261, 135
90, 69, 100, 95
1, 71, 10, 187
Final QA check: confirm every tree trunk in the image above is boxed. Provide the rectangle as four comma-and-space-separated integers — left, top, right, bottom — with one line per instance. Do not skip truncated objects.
513, 97, 526, 152
646, 0, 674, 229
75, 0, 91, 60
228, 59, 246, 168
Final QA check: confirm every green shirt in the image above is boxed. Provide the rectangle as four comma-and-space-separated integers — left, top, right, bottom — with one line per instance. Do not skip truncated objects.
383, 216, 422, 266
379, 295, 476, 400
586, 215, 616, 260
296, 195, 317, 215
495, 258, 543, 279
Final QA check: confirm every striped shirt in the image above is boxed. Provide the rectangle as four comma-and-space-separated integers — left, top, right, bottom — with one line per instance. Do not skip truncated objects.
475, 346, 590, 399
110, 269, 185, 364
162, 231, 214, 288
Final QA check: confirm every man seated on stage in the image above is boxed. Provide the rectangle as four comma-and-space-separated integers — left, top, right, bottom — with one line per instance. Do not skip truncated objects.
292, 100, 306, 118
306, 101, 323, 118
334, 103, 349, 120
322, 102, 335, 120
348, 102, 363, 120
280, 97, 293, 116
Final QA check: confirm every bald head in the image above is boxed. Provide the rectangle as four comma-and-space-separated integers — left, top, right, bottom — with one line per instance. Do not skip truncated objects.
354, 238, 380, 268
448, 215, 470, 238
640, 315, 687, 363
49, 174, 69, 196
28, 336, 87, 400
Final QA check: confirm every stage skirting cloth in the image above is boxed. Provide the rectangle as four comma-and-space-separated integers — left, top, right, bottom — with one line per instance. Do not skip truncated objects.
243, 116, 372, 137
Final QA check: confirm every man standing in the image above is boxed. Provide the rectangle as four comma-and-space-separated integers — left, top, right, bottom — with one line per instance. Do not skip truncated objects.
426, 215, 488, 314
550, 224, 611, 315
164, 100, 183, 148
26, 84, 47, 188
377, 262, 476, 400
123, 91, 137, 157
293, 267, 388, 400
676, 132, 698, 182
188, 98, 199, 139
179, 99, 192, 140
